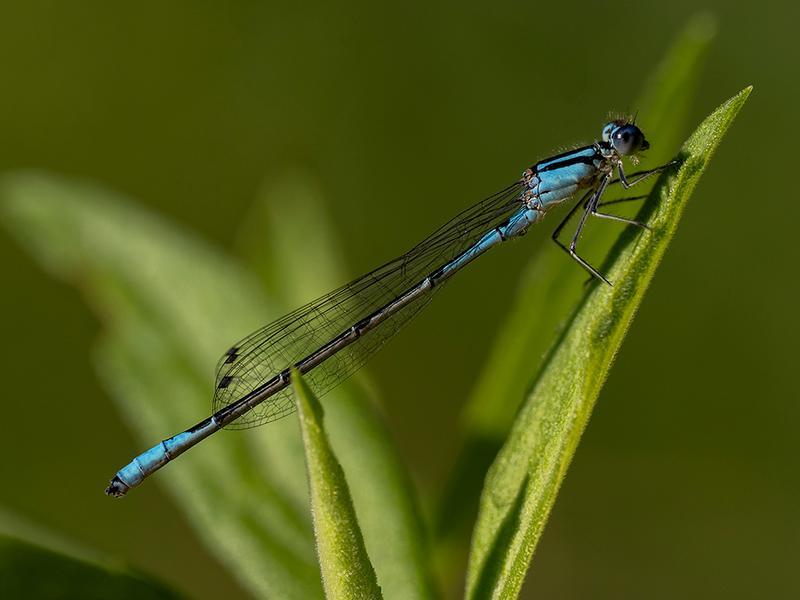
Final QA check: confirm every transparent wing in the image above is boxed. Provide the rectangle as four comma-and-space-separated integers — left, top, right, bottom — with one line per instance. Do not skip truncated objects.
213, 180, 526, 429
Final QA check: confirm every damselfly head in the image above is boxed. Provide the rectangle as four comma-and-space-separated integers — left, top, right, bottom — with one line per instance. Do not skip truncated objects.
602, 122, 649, 156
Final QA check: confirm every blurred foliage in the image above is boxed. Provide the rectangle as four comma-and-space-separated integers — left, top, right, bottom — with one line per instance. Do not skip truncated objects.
0, 2, 796, 600
0, 172, 433, 599
0, 509, 179, 599
0, 534, 178, 600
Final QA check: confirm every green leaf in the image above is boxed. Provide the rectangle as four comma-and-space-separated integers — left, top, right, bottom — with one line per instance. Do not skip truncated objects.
465, 87, 752, 600
435, 11, 718, 561
463, 10, 717, 446
292, 369, 383, 599
0, 170, 436, 600
0, 175, 322, 600
0, 512, 180, 600
0, 536, 180, 600
240, 174, 437, 600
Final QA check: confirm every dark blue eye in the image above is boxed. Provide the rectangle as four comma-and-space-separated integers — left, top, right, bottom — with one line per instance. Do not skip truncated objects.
611, 124, 649, 155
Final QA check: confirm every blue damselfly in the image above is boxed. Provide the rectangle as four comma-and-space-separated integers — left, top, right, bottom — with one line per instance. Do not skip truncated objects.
106, 120, 672, 497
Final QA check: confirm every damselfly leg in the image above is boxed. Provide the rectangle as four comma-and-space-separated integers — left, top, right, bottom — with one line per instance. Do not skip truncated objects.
612, 160, 678, 188
552, 178, 612, 285
552, 160, 676, 285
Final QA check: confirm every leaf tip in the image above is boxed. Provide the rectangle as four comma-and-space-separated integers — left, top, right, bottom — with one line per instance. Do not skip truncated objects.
291, 367, 324, 423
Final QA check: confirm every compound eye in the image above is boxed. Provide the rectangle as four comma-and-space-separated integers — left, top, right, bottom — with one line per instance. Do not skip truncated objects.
601, 122, 615, 143
611, 125, 645, 155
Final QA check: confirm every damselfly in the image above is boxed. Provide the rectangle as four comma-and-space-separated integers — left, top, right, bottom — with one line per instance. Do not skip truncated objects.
106, 119, 673, 497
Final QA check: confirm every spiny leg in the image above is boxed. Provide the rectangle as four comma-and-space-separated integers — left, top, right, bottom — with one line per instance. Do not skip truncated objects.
565, 161, 677, 286
552, 179, 612, 286
579, 187, 653, 285
591, 192, 651, 229
611, 159, 678, 189
595, 161, 678, 227
550, 187, 593, 241
583, 194, 651, 285
595, 161, 664, 229
591, 210, 650, 229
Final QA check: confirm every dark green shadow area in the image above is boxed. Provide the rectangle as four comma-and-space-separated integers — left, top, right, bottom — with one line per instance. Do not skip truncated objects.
0, 535, 181, 600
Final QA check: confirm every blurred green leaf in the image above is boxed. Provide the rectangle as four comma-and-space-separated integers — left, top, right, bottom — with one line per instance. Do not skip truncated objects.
238, 174, 437, 600
435, 13, 718, 560
637, 13, 718, 155
465, 87, 752, 600
292, 369, 383, 600
0, 175, 322, 599
0, 534, 180, 600
0, 170, 436, 600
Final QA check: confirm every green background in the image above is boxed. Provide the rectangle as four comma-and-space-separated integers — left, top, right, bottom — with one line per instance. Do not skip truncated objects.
0, 1, 796, 598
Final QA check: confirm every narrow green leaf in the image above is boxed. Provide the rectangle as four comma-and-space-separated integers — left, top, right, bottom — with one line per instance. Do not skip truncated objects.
463, 11, 717, 443
0, 176, 322, 600
436, 12, 718, 563
292, 369, 383, 600
465, 87, 752, 600
238, 174, 438, 600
